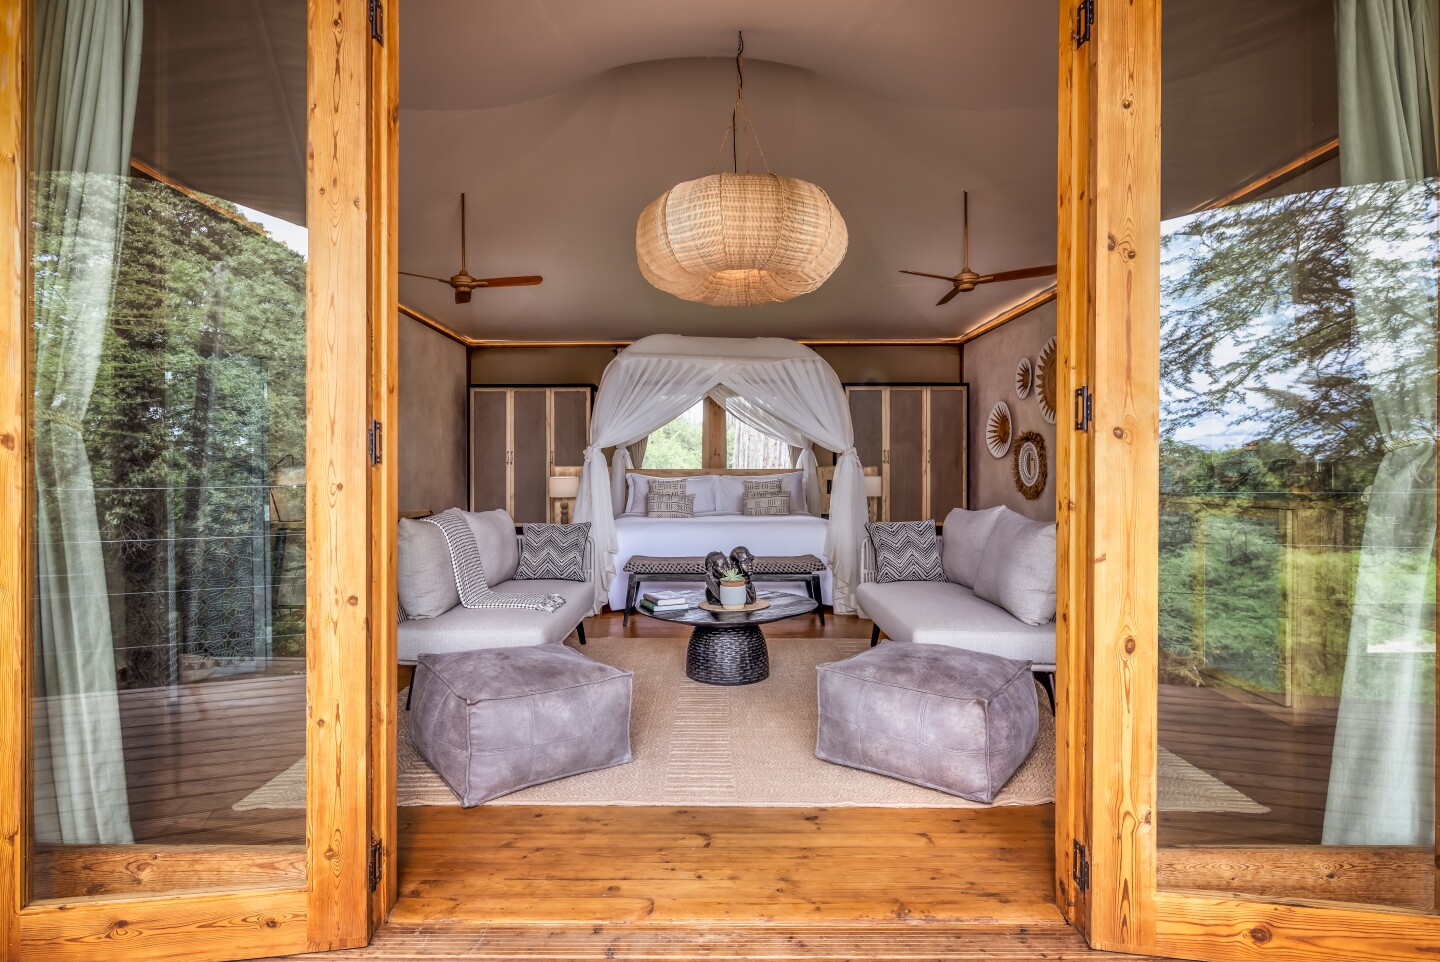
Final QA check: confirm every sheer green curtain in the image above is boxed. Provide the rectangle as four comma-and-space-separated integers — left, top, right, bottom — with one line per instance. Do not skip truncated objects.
1323, 0, 1439, 846
31, 0, 144, 845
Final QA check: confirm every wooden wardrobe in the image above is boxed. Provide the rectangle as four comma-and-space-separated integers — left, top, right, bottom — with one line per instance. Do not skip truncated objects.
469, 386, 592, 523
845, 384, 968, 523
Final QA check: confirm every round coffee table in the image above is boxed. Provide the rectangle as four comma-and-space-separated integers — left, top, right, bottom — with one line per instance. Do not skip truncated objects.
637, 589, 819, 685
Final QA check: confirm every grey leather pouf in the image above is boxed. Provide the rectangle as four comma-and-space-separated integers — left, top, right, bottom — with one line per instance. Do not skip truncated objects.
815, 642, 1038, 803
409, 645, 633, 806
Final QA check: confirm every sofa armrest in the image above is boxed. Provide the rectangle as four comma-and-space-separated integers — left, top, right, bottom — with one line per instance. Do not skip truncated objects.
860, 536, 877, 584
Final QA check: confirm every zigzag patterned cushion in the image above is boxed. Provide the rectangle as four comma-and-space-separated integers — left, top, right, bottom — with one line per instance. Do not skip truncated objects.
867, 520, 945, 584
513, 522, 591, 582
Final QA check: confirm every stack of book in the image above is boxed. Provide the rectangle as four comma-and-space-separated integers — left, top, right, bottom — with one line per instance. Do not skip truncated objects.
638, 590, 693, 614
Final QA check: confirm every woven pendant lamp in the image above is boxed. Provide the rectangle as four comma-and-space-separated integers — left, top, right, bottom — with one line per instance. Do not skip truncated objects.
636, 35, 847, 307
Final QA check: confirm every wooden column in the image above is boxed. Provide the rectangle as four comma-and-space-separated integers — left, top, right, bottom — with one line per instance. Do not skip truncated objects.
306, 0, 381, 949
367, 0, 401, 930
0, 1, 28, 956
703, 397, 728, 469
1055, 0, 1161, 953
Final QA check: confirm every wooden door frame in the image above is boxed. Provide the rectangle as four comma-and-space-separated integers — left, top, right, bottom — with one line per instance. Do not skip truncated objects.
0, 0, 397, 957
1060, 2, 1440, 959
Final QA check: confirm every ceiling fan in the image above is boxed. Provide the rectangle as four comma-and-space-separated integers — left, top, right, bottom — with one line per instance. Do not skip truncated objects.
899, 191, 1056, 306
400, 193, 542, 303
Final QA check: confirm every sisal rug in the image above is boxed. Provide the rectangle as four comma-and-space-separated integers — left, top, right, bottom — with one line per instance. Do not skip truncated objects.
235, 637, 1266, 813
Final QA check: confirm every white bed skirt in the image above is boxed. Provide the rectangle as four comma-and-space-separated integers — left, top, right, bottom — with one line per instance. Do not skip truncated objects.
608, 514, 833, 612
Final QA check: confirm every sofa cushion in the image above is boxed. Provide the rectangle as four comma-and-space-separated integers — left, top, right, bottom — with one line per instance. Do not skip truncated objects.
397, 577, 592, 663
815, 643, 1039, 803
857, 580, 1056, 669
941, 506, 1006, 588
515, 522, 590, 581
397, 518, 460, 619
409, 645, 633, 806
462, 508, 519, 584
867, 520, 945, 583
972, 511, 1057, 626
645, 492, 695, 518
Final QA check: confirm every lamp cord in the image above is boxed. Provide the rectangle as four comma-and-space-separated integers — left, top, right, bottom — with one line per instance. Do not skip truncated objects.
710, 30, 771, 176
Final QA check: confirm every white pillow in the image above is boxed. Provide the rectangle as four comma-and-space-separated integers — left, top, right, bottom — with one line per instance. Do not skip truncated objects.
625, 474, 716, 514
941, 506, 1006, 588
714, 472, 807, 515
972, 511, 1057, 626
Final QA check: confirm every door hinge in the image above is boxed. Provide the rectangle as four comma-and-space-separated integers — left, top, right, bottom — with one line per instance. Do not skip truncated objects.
368, 420, 384, 465
1074, 0, 1094, 47
1074, 385, 1093, 432
368, 837, 384, 892
1072, 840, 1090, 893
368, 0, 384, 44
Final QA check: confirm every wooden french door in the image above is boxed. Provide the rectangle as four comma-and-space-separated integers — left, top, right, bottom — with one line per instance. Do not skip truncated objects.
1059, 0, 1440, 958
0, 0, 398, 959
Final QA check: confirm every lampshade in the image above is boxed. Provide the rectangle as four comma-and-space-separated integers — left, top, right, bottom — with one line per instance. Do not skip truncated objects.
548, 475, 580, 499
636, 172, 848, 307
864, 474, 883, 499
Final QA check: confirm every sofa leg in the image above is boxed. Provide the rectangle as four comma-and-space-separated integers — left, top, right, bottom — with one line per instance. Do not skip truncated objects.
576, 621, 587, 646
405, 682, 413, 712
870, 624, 881, 647
1037, 671, 1056, 712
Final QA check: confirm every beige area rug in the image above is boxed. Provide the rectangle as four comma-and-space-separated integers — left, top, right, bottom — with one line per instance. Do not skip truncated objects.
236, 637, 1266, 813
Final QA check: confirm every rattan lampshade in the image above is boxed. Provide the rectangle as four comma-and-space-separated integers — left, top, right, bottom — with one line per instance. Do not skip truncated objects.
636, 172, 848, 307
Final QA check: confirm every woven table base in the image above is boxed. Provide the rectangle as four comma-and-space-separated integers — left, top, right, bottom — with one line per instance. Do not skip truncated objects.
686, 624, 770, 685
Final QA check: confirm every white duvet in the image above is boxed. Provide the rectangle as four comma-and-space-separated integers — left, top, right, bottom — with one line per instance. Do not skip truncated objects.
608, 512, 832, 612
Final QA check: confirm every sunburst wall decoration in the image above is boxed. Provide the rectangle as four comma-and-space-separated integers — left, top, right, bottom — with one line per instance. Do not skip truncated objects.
1035, 336, 1058, 425
1012, 431, 1048, 500
1014, 357, 1033, 399
986, 402, 1013, 458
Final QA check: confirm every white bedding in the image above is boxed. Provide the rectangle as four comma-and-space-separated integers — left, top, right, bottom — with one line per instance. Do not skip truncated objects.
609, 513, 832, 612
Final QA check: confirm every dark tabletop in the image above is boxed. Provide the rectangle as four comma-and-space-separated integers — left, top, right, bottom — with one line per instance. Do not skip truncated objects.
636, 589, 818, 627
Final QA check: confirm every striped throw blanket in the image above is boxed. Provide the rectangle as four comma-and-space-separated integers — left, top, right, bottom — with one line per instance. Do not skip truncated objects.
422, 509, 565, 613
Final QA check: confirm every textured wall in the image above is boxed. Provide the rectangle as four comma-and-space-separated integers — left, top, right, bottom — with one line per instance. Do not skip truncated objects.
963, 303, 1057, 522
399, 317, 469, 512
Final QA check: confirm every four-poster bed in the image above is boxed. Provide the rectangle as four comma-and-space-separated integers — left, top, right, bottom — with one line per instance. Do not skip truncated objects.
574, 335, 869, 614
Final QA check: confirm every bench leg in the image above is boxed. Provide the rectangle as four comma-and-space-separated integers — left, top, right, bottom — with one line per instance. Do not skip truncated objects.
811, 576, 825, 625
623, 575, 639, 627
870, 624, 881, 647
1037, 671, 1056, 712
576, 620, 587, 645
405, 681, 413, 712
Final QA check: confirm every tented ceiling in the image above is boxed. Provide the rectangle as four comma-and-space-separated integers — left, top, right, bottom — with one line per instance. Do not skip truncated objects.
126, 0, 1340, 341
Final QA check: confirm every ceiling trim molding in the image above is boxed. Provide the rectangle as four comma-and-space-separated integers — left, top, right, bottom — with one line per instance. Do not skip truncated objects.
1185, 136, 1339, 215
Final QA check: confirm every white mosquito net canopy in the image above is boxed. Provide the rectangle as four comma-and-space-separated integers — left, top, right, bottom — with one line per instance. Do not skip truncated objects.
574, 334, 868, 614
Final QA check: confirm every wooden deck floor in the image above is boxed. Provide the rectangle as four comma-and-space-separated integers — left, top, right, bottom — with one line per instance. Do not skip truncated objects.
46, 610, 1385, 957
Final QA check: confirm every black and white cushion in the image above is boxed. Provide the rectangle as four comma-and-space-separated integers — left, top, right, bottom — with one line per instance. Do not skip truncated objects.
743, 493, 791, 516
741, 478, 784, 498
514, 522, 591, 582
646, 492, 695, 518
867, 520, 945, 584
647, 477, 689, 496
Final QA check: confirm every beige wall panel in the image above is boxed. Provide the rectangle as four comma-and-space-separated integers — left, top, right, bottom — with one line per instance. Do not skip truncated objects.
963, 303, 1057, 521
399, 316, 468, 511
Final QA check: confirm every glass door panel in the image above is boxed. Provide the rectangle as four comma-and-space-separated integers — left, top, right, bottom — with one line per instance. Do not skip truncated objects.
1157, 0, 1437, 912
28, 0, 309, 902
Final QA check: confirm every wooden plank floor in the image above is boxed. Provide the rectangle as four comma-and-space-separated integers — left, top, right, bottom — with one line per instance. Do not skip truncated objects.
40, 609, 1391, 956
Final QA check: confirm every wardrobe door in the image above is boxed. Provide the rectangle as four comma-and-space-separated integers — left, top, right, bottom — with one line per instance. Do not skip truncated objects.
470, 388, 510, 511
847, 387, 885, 468
511, 389, 549, 523
552, 389, 589, 467
927, 386, 968, 521
887, 388, 926, 521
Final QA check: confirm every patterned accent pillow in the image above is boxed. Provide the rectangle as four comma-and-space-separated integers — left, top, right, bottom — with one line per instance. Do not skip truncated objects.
741, 477, 784, 498
646, 493, 695, 518
647, 477, 689, 496
513, 522, 591, 582
743, 493, 792, 516
867, 520, 945, 584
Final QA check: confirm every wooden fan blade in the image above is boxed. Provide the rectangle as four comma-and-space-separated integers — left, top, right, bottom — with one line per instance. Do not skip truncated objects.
977, 264, 1058, 284
454, 289, 472, 304
935, 287, 962, 307
473, 275, 543, 288
399, 270, 453, 284
899, 270, 957, 282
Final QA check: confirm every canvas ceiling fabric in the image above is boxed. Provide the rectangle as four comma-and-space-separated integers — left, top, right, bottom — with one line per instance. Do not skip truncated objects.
574, 335, 867, 614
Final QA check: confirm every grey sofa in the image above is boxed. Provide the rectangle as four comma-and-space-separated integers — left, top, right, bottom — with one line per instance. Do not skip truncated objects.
396, 508, 593, 665
857, 505, 1057, 705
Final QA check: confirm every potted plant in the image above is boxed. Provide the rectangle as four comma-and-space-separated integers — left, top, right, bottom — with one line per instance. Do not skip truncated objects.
718, 565, 748, 609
